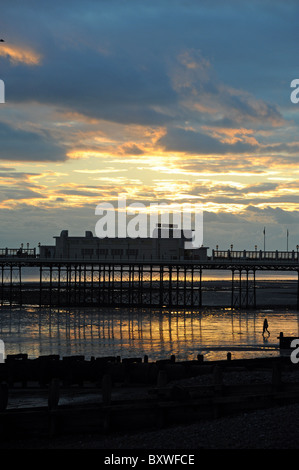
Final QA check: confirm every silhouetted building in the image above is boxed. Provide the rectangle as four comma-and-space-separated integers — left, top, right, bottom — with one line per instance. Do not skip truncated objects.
39, 226, 208, 261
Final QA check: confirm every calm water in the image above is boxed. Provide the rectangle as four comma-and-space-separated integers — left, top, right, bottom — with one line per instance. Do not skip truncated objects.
20, 267, 299, 282
0, 306, 298, 362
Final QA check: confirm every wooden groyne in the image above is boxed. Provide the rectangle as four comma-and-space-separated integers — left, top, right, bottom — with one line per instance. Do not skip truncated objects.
1, 351, 295, 389
1, 352, 299, 441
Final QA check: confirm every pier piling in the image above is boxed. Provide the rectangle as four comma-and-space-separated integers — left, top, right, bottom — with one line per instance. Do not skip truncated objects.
0, 255, 298, 309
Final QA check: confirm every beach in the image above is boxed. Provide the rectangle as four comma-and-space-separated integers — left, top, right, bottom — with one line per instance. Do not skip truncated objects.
1, 279, 299, 449
1, 360, 299, 449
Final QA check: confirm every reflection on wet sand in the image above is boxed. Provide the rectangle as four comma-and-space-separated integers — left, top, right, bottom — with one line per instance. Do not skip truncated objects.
1, 307, 299, 362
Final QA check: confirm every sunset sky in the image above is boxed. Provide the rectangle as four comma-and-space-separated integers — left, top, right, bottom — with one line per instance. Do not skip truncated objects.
0, 0, 299, 251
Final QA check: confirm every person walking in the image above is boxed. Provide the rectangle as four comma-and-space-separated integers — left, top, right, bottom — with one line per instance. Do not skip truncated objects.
263, 318, 270, 336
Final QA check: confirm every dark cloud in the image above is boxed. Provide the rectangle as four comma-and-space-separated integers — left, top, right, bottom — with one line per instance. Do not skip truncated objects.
156, 126, 299, 165
0, 122, 66, 161
1, 0, 292, 127
121, 144, 145, 155
246, 205, 299, 225
0, 187, 45, 202
0, 171, 39, 178
158, 127, 256, 155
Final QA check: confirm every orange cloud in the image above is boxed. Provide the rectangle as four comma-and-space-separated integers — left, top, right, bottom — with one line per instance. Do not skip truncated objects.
0, 44, 42, 65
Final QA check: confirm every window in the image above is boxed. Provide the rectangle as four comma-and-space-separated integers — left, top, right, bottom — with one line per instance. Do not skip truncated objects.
81, 248, 94, 255
111, 249, 123, 255
126, 249, 138, 255
96, 248, 108, 255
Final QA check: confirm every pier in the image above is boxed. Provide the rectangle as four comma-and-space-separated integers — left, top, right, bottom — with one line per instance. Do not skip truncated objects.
0, 249, 299, 309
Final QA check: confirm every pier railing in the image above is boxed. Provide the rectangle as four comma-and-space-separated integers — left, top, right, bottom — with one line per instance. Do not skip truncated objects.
0, 247, 299, 263
212, 249, 298, 261
0, 248, 36, 258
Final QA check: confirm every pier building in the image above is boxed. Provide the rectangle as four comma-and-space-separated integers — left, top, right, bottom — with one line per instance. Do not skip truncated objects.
39, 226, 209, 261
